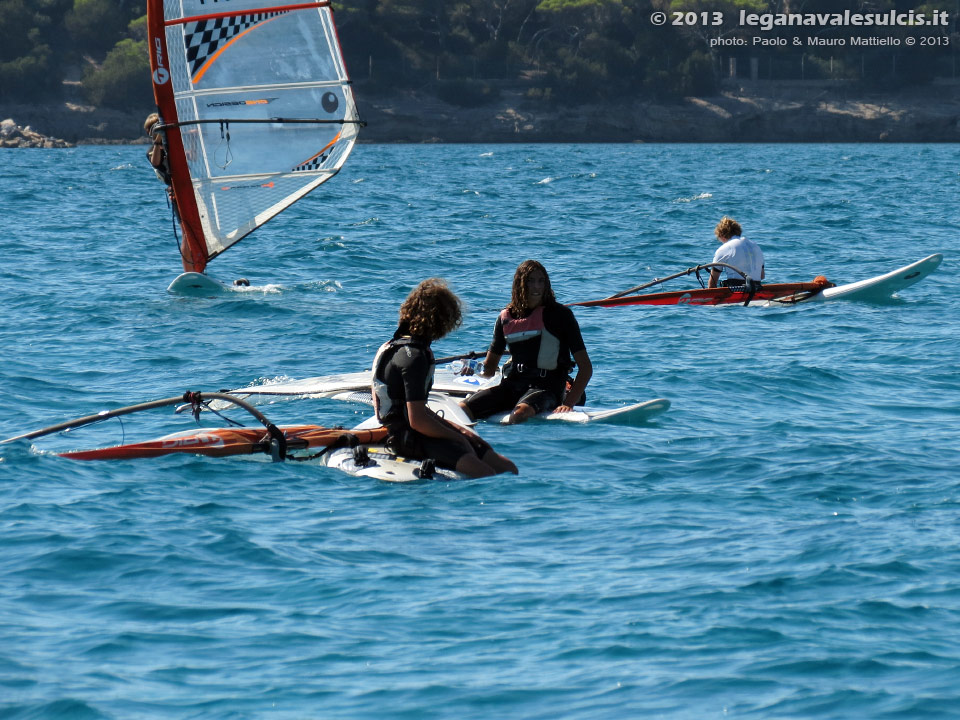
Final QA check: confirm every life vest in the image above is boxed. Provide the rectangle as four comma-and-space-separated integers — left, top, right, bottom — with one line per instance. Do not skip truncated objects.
499, 306, 568, 380
371, 334, 434, 427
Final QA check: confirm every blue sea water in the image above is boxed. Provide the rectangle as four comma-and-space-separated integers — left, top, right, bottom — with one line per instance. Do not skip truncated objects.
0, 143, 958, 719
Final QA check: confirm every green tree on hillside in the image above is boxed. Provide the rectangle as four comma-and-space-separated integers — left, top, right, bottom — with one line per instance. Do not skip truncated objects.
1, 0, 953, 107
81, 37, 152, 108
0, 0, 70, 100
64, 0, 140, 59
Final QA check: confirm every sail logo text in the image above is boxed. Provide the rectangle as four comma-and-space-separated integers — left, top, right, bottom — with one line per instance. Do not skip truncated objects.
153, 37, 170, 85
221, 182, 276, 191
161, 434, 224, 449
677, 294, 710, 305
206, 99, 277, 107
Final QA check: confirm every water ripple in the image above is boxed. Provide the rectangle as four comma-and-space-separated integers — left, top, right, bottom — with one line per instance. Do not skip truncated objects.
0, 144, 957, 719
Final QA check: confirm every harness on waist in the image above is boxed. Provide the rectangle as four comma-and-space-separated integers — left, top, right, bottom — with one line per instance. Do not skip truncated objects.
502, 359, 567, 381
721, 277, 763, 305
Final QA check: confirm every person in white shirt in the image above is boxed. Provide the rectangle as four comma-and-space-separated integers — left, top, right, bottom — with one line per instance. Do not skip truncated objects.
708, 217, 765, 288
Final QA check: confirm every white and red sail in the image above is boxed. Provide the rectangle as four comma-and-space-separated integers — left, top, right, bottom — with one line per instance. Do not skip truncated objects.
147, 0, 361, 273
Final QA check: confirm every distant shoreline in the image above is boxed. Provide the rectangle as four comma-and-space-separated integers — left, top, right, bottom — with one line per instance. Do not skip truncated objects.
3, 80, 958, 146
356, 80, 960, 144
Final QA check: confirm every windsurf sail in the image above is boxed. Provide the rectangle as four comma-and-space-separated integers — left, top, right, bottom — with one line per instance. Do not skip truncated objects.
569, 282, 829, 308
147, 0, 362, 273
1, 391, 387, 462
567, 261, 834, 307
570, 255, 942, 308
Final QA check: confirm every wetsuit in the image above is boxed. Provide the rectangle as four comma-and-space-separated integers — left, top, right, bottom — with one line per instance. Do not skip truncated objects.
464, 302, 586, 419
373, 330, 490, 469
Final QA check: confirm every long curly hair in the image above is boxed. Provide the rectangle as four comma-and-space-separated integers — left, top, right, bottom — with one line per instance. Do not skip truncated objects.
508, 260, 555, 317
398, 278, 462, 340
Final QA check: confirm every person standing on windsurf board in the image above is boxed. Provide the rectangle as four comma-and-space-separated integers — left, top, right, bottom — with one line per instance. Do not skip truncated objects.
459, 260, 592, 425
143, 113, 172, 188
373, 279, 517, 478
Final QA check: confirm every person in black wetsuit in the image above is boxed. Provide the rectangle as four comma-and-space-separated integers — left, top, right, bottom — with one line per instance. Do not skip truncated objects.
460, 260, 592, 425
373, 278, 517, 478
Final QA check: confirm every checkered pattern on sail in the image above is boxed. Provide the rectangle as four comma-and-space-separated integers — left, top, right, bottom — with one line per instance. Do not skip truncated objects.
184, 11, 286, 80
291, 151, 332, 173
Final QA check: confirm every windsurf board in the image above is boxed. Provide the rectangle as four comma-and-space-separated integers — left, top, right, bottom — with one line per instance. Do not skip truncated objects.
489, 398, 671, 425
323, 444, 464, 483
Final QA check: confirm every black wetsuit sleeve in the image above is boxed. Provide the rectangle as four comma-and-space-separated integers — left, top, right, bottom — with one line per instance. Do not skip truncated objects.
394, 346, 431, 403
489, 314, 507, 355
553, 305, 586, 354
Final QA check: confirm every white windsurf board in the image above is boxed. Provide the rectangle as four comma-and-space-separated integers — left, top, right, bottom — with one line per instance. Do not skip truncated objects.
200, 371, 372, 411
167, 272, 230, 295
431, 369, 503, 396
331, 391, 475, 427
336, 390, 669, 427
323, 444, 464, 483
489, 397, 671, 425
759, 254, 943, 306
203, 365, 493, 413
819, 253, 942, 301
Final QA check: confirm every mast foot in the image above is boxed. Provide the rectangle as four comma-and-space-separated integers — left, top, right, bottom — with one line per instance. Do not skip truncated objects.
167, 272, 228, 295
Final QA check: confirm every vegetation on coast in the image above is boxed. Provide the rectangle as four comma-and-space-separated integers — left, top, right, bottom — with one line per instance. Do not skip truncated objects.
2, 0, 956, 111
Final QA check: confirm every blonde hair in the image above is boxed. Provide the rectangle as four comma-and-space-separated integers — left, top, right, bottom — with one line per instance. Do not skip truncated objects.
144, 113, 160, 136
715, 216, 742, 240
398, 278, 462, 340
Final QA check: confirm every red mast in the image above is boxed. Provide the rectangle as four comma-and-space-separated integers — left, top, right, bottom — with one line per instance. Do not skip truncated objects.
146, 0, 209, 274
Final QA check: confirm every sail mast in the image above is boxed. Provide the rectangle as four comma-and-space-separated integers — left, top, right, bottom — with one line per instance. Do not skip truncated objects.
147, 0, 210, 273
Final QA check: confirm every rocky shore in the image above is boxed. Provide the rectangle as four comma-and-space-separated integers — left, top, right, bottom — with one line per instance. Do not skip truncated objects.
2, 80, 958, 146
1, 118, 71, 148
0, 102, 146, 146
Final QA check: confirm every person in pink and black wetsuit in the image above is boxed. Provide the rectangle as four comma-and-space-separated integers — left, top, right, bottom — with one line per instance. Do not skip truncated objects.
460, 260, 592, 425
